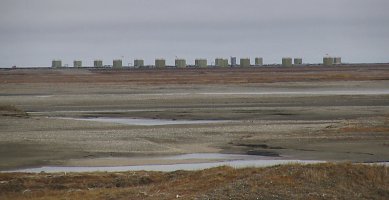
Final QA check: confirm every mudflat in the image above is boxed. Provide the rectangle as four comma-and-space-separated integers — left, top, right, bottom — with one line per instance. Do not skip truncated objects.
1, 65, 389, 170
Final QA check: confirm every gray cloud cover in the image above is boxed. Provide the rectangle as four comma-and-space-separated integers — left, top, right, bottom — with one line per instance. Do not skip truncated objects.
0, 0, 388, 67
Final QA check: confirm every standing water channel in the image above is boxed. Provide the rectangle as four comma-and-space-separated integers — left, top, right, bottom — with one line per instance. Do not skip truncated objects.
4, 117, 324, 173
12, 117, 389, 172
56, 117, 232, 126
6, 153, 324, 173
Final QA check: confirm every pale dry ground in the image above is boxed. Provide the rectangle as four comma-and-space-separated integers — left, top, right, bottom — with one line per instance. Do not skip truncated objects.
1, 77, 389, 170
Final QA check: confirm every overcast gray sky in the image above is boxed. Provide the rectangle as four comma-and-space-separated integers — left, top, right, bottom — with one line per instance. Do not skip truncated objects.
1, 0, 388, 67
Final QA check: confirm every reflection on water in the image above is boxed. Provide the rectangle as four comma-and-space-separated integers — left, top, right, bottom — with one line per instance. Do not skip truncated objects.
5, 153, 324, 173
58, 117, 231, 126
163, 153, 251, 160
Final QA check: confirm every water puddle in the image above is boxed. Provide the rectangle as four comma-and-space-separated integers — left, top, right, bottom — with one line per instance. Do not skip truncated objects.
57, 117, 231, 126
163, 153, 247, 160
9, 160, 324, 173
6, 153, 387, 173
4, 153, 324, 173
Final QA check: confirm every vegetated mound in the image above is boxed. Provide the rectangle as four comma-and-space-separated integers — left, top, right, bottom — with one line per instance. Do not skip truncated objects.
0, 105, 28, 117
0, 163, 388, 200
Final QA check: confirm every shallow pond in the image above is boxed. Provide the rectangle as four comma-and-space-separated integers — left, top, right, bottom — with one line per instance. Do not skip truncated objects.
6, 153, 324, 173
58, 117, 231, 126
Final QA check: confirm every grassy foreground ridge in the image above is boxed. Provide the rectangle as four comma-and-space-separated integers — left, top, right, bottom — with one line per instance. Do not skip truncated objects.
1, 163, 388, 200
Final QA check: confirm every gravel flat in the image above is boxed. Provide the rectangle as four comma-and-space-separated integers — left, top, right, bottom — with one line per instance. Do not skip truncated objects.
1, 67, 389, 170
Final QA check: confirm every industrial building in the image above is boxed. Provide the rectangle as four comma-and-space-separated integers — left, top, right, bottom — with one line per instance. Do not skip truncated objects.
175, 59, 186, 68
334, 57, 342, 65
294, 58, 303, 65
113, 59, 122, 68
255, 57, 263, 66
282, 57, 293, 67
195, 59, 207, 68
230, 57, 237, 67
323, 57, 334, 66
52, 60, 62, 68
240, 58, 251, 67
94, 60, 103, 67
51, 55, 343, 69
73, 60, 82, 68
134, 59, 144, 68
215, 58, 223, 67
215, 58, 228, 67
155, 59, 166, 68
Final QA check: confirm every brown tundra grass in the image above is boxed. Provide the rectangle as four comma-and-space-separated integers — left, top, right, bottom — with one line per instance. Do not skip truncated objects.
0, 163, 388, 200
